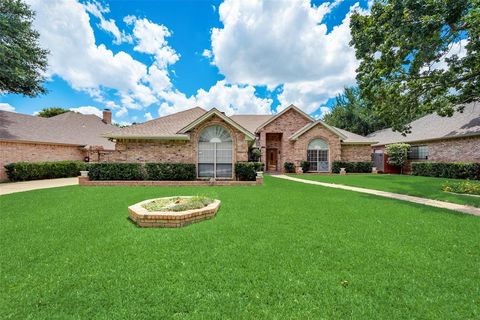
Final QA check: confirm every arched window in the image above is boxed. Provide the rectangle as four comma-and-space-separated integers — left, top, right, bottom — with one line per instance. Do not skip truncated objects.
307, 139, 329, 172
198, 125, 233, 178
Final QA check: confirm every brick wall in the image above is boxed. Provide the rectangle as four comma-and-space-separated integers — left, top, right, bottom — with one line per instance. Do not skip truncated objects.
373, 135, 480, 173
258, 108, 312, 170
103, 115, 250, 178
341, 144, 372, 162
0, 140, 85, 181
427, 136, 480, 162
292, 124, 342, 169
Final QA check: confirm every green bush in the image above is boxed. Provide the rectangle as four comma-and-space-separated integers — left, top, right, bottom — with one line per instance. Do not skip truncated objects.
331, 161, 373, 174
412, 162, 480, 180
145, 163, 196, 181
88, 163, 146, 181
300, 161, 310, 173
442, 180, 480, 195
235, 162, 262, 181
283, 162, 295, 173
4, 161, 87, 181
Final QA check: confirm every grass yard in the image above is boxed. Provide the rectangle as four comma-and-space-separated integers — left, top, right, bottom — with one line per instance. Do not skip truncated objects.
291, 173, 480, 208
1, 176, 479, 319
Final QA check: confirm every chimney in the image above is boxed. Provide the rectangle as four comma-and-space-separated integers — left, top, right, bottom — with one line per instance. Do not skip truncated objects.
102, 109, 112, 125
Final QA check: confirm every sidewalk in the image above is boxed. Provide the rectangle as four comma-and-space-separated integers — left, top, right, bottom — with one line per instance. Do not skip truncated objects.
272, 175, 480, 216
0, 178, 78, 196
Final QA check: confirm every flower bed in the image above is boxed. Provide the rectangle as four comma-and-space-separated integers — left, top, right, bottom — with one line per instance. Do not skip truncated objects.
128, 196, 221, 228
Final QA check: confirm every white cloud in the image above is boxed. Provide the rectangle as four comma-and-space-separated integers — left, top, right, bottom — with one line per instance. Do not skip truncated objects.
83, 1, 132, 44
144, 112, 153, 120
0, 103, 15, 112
27, 0, 156, 112
202, 49, 212, 59
69, 105, 103, 117
209, 0, 361, 113
157, 80, 273, 116
423, 39, 469, 72
125, 16, 179, 68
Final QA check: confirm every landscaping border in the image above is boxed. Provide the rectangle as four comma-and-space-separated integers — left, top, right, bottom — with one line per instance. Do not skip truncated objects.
78, 176, 263, 186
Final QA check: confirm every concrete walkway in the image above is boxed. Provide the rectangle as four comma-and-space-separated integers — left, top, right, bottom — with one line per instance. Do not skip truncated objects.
273, 175, 480, 216
0, 178, 78, 196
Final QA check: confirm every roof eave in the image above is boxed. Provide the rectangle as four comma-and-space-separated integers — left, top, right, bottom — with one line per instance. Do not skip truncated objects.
372, 132, 480, 146
103, 135, 191, 141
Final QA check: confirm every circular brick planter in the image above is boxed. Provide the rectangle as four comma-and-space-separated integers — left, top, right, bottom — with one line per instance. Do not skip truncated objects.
128, 196, 221, 228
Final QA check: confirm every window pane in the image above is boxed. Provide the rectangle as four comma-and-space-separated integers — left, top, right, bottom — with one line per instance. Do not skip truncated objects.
308, 139, 328, 150
216, 164, 232, 177
198, 164, 214, 177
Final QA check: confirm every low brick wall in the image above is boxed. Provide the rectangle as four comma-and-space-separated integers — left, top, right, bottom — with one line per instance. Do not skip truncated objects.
78, 176, 263, 186
128, 197, 221, 228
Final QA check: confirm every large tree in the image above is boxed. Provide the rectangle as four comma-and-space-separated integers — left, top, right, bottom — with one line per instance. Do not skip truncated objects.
37, 107, 69, 118
350, 0, 479, 133
0, 0, 48, 96
323, 87, 389, 136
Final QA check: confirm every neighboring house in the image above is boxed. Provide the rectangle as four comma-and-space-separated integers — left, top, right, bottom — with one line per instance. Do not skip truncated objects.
368, 101, 480, 173
103, 105, 375, 178
0, 109, 117, 181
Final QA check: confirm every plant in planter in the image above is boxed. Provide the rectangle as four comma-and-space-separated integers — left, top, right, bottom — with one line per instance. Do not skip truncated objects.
249, 147, 262, 162
284, 162, 295, 173
300, 161, 310, 173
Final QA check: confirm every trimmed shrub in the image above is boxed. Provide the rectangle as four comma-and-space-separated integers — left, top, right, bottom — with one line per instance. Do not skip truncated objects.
300, 161, 310, 173
284, 162, 295, 173
386, 143, 410, 173
88, 163, 146, 181
442, 180, 480, 195
332, 161, 373, 174
412, 162, 480, 180
4, 161, 87, 182
235, 162, 262, 181
145, 163, 196, 181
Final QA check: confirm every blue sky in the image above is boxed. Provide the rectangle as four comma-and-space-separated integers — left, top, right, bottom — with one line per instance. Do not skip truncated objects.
0, 0, 369, 124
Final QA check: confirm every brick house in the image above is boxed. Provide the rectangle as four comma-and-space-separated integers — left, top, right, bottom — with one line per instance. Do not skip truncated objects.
368, 101, 480, 173
0, 109, 117, 181
103, 105, 374, 178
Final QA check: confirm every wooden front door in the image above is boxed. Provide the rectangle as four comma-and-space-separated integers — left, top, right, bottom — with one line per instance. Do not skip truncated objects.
266, 148, 278, 171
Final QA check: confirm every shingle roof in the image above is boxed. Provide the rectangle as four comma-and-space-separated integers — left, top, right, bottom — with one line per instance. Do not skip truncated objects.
368, 101, 480, 146
104, 107, 206, 139
0, 111, 117, 149
229, 115, 273, 133
333, 126, 377, 144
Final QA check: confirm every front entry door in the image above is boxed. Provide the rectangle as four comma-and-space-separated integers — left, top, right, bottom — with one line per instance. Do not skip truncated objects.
266, 148, 278, 172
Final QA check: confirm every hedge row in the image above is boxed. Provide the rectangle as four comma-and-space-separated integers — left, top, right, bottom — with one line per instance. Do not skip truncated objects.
331, 161, 373, 174
4, 161, 87, 182
235, 162, 263, 181
88, 163, 196, 181
412, 162, 480, 180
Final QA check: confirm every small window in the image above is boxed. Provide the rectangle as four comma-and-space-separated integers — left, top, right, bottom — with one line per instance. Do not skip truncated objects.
408, 145, 428, 160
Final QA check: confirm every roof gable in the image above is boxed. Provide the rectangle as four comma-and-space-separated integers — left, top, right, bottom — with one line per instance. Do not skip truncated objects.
178, 108, 255, 140
290, 121, 347, 140
255, 104, 313, 132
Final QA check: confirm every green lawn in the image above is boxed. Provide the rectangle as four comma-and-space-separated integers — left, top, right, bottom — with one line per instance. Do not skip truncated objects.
1, 176, 479, 319
291, 174, 480, 208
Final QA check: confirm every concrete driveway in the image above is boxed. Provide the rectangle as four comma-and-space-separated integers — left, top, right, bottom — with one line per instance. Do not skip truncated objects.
0, 178, 78, 196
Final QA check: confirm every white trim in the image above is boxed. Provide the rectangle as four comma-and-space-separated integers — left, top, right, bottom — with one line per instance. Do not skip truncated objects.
196, 124, 234, 179
255, 104, 313, 133
103, 134, 190, 140
179, 108, 255, 141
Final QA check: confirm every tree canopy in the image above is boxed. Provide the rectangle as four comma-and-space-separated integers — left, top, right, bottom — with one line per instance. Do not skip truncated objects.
323, 87, 389, 136
0, 0, 48, 96
350, 0, 479, 133
37, 107, 69, 118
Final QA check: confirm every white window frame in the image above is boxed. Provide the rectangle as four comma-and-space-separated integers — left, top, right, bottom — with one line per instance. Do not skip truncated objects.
197, 125, 233, 179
